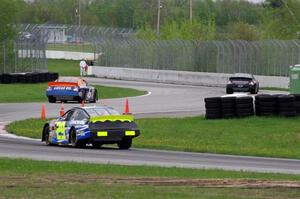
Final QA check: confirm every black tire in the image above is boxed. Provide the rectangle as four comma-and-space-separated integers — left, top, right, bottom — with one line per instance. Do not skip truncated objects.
44, 125, 53, 146
91, 90, 98, 103
221, 108, 235, 114
255, 95, 275, 102
255, 101, 276, 107
236, 97, 253, 104
257, 106, 275, 112
226, 88, 233, 94
48, 96, 56, 103
236, 103, 254, 109
250, 88, 256, 94
236, 107, 254, 114
221, 103, 235, 109
118, 138, 132, 150
277, 95, 295, 103
205, 103, 221, 109
204, 97, 221, 104
221, 97, 236, 103
292, 94, 300, 101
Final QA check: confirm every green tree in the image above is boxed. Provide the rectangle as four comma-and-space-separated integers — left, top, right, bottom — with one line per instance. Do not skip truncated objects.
0, 0, 19, 41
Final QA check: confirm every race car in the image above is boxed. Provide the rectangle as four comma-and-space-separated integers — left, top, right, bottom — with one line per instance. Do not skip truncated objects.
46, 77, 98, 103
41, 106, 140, 149
226, 73, 259, 94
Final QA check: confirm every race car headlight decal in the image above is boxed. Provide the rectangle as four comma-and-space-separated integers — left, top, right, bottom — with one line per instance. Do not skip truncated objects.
125, 131, 135, 136
97, 131, 108, 137
47, 86, 52, 91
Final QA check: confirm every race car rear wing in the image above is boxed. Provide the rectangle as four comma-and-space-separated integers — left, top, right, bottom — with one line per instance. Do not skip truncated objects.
90, 115, 134, 123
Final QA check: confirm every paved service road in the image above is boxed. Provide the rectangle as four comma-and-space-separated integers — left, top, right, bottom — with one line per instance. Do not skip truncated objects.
0, 78, 293, 174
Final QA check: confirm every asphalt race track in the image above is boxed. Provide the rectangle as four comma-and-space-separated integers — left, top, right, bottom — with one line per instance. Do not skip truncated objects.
1, 77, 297, 174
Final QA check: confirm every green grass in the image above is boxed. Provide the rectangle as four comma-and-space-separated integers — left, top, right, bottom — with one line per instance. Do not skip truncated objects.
47, 43, 94, 53
0, 157, 300, 199
0, 83, 146, 103
6, 116, 300, 159
48, 59, 79, 76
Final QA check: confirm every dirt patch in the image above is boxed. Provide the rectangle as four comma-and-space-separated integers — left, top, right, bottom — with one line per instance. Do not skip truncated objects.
33, 175, 300, 188
2, 175, 300, 188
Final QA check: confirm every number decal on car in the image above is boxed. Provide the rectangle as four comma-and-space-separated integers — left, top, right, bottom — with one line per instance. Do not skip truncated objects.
56, 121, 66, 141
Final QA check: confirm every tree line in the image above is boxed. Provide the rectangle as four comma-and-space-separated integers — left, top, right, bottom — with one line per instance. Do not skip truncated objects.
1, 0, 300, 41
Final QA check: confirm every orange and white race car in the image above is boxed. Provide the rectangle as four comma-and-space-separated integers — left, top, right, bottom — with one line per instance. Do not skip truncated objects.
46, 77, 98, 103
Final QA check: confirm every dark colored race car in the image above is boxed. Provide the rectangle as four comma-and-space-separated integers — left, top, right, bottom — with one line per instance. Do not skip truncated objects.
46, 77, 98, 103
41, 106, 140, 149
226, 73, 259, 94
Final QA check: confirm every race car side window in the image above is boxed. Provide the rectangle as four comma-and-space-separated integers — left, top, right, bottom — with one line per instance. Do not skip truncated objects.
73, 110, 89, 121
64, 110, 75, 121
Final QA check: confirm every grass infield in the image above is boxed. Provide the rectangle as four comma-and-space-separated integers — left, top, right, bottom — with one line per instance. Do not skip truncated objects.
0, 83, 146, 103
0, 157, 300, 198
6, 116, 300, 159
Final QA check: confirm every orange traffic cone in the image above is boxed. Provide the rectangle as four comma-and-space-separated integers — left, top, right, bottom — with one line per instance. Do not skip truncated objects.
41, 103, 46, 121
60, 102, 65, 116
82, 100, 85, 107
124, 98, 131, 114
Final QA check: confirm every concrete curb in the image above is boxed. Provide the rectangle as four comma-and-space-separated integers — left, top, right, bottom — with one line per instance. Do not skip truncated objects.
93, 66, 289, 89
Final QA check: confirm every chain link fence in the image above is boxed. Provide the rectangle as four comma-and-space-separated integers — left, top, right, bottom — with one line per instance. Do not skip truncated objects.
8, 24, 300, 77
96, 39, 300, 77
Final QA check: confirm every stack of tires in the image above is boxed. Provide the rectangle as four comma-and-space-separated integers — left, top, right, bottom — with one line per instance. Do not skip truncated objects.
255, 94, 276, 116
204, 97, 222, 119
221, 97, 236, 118
277, 95, 296, 117
235, 96, 254, 118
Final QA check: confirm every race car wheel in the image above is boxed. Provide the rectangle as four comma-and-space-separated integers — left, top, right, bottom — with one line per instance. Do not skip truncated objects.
48, 96, 56, 103
44, 125, 53, 146
117, 138, 132, 150
70, 128, 85, 148
91, 90, 98, 103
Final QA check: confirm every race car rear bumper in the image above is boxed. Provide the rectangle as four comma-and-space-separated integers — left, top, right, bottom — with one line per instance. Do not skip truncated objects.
91, 129, 140, 142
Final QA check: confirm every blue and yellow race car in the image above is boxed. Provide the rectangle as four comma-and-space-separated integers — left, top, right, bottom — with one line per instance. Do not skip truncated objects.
41, 106, 140, 149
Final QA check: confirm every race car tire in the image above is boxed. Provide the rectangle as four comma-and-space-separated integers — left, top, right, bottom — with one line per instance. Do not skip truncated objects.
226, 88, 233, 94
48, 96, 56, 103
250, 88, 256, 94
91, 90, 98, 103
44, 125, 53, 146
70, 128, 86, 148
118, 138, 132, 150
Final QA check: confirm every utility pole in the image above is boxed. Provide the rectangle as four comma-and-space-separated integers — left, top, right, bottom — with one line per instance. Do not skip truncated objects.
190, 0, 193, 23
157, 0, 161, 36
78, 0, 81, 27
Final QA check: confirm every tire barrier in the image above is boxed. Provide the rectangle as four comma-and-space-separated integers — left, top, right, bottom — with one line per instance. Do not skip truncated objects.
205, 94, 300, 119
235, 96, 254, 118
0, 72, 59, 84
255, 94, 277, 116
204, 97, 222, 119
277, 95, 296, 117
221, 97, 236, 118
